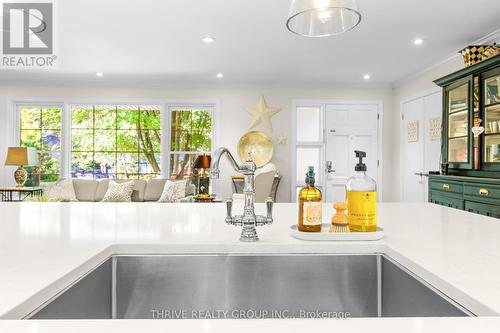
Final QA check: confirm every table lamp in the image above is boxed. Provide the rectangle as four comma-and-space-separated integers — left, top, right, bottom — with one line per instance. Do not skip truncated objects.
4, 147, 38, 187
194, 154, 211, 196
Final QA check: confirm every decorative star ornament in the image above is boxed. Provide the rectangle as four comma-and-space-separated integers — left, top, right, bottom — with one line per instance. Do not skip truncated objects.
244, 96, 281, 131
276, 134, 287, 145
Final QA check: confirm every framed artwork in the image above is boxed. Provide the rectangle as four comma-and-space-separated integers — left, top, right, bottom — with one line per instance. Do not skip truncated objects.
407, 120, 419, 142
429, 117, 442, 141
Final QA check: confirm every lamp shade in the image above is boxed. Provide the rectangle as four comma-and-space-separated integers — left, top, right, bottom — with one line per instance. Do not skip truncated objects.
194, 155, 211, 169
286, 0, 361, 37
5, 147, 38, 166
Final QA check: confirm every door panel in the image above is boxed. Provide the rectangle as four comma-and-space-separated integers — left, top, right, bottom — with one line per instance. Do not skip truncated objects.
443, 76, 473, 169
402, 98, 425, 202
402, 92, 442, 202
325, 105, 378, 203
423, 92, 444, 199
351, 108, 375, 127
328, 135, 349, 180
332, 110, 350, 126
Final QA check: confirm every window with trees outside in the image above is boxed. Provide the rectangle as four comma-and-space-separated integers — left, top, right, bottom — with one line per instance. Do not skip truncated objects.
19, 106, 62, 183
169, 108, 212, 179
18, 103, 214, 182
71, 105, 161, 180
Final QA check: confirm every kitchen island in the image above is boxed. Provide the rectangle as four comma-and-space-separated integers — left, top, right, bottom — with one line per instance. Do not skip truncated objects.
1, 202, 500, 331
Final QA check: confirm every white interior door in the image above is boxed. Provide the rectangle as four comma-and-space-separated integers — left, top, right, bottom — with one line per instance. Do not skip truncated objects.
401, 92, 442, 202
401, 98, 425, 202
324, 105, 379, 202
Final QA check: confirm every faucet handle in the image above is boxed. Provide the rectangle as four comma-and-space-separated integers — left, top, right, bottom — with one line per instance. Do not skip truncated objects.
265, 197, 273, 224
225, 199, 233, 224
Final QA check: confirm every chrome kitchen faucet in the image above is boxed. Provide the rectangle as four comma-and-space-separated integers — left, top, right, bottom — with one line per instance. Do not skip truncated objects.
210, 147, 273, 242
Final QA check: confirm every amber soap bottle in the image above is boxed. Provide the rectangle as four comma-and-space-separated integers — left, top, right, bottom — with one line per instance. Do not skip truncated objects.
298, 166, 322, 232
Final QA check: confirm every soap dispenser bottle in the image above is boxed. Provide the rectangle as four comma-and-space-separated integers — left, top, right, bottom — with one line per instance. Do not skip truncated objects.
298, 166, 322, 232
346, 151, 377, 232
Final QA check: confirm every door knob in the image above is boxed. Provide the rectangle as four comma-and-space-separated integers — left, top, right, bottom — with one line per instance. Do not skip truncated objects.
326, 161, 335, 173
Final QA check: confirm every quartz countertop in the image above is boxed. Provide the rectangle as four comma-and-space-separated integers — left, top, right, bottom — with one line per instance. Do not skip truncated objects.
1, 202, 500, 331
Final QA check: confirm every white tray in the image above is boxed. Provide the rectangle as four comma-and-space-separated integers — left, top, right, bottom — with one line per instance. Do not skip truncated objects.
290, 224, 384, 241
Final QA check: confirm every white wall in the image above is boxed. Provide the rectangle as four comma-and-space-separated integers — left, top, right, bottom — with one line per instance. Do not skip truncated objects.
391, 33, 500, 200
0, 84, 394, 202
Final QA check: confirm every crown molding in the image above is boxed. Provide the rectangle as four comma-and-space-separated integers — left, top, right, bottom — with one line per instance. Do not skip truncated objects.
392, 28, 500, 88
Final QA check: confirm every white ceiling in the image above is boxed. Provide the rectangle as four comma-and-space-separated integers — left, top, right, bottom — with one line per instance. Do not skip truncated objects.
0, 0, 499, 85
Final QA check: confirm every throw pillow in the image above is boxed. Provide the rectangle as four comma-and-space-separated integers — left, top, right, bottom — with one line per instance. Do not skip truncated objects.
43, 179, 78, 202
101, 180, 135, 202
158, 180, 188, 203
185, 180, 196, 196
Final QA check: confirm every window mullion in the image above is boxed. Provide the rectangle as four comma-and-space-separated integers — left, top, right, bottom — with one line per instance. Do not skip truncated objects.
161, 105, 170, 179
61, 103, 71, 179
93, 106, 96, 179
115, 105, 118, 179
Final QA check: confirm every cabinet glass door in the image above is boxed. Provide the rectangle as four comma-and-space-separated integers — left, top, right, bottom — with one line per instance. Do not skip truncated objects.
484, 69, 500, 165
446, 81, 470, 166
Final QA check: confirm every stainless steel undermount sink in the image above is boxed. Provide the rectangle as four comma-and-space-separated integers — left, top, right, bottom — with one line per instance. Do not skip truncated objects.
28, 254, 472, 319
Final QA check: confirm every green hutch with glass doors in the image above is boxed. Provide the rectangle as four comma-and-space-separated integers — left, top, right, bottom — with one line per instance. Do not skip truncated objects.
430, 55, 500, 218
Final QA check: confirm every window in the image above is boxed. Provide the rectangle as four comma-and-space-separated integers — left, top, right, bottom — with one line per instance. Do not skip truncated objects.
17, 101, 215, 181
169, 107, 212, 179
19, 106, 62, 183
294, 104, 324, 200
71, 104, 161, 180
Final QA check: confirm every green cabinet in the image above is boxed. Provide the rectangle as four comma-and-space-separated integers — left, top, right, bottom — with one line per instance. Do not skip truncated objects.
435, 55, 500, 176
431, 55, 500, 218
465, 201, 500, 218
482, 65, 500, 171
429, 175, 500, 218
429, 177, 464, 210
443, 75, 474, 170
430, 192, 464, 210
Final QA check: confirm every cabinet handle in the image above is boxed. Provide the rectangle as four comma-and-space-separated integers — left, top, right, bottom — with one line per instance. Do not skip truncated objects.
442, 184, 450, 190
479, 188, 489, 196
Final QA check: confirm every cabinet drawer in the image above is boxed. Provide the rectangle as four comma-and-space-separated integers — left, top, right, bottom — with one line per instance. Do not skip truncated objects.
430, 191, 464, 210
464, 184, 500, 201
430, 181, 463, 194
465, 201, 500, 219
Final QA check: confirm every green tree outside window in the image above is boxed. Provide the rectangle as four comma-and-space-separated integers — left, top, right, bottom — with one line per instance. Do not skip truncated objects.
20, 104, 213, 182
170, 109, 212, 179
71, 105, 161, 180
20, 106, 62, 183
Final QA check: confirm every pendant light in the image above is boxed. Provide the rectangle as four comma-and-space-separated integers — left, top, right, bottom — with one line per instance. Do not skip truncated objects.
286, 0, 362, 37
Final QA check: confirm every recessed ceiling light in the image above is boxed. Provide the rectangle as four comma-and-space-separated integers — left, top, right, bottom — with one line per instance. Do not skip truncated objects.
202, 36, 215, 43
363, 74, 370, 80
95, 72, 103, 77
413, 38, 423, 45
216, 73, 223, 79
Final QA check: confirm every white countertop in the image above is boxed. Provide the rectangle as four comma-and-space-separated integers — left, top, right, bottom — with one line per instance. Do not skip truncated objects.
1, 202, 500, 332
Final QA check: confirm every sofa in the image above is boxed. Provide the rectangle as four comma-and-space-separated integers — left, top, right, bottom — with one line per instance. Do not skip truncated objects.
70, 179, 195, 202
